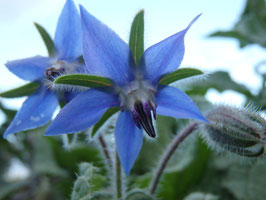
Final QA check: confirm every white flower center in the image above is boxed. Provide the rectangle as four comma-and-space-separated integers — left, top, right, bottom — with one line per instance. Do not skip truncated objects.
117, 79, 157, 111
45, 60, 80, 81
116, 78, 157, 137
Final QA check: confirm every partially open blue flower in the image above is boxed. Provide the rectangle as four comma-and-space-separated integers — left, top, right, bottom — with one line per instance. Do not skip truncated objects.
46, 6, 207, 174
3, 0, 82, 138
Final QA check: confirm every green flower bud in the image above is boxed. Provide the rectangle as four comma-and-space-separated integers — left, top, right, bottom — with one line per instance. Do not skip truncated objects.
200, 105, 265, 157
71, 163, 107, 200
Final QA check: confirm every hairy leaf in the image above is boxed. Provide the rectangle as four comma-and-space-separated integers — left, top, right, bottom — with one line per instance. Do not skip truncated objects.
54, 74, 112, 88
159, 68, 203, 85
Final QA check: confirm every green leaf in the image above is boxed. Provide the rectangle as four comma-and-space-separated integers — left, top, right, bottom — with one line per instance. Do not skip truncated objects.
54, 74, 113, 88
209, 31, 250, 48
48, 138, 104, 172
159, 68, 204, 85
209, 0, 266, 48
0, 180, 30, 199
129, 10, 144, 65
34, 22, 56, 57
0, 82, 40, 98
130, 137, 212, 200
91, 107, 120, 138
186, 71, 253, 98
222, 160, 266, 200
156, 138, 211, 200
31, 132, 67, 177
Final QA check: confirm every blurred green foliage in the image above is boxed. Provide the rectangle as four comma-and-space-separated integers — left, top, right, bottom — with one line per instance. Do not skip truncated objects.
210, 0, 266, 48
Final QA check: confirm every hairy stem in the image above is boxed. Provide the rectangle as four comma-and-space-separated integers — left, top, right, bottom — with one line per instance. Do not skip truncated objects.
62, 135, 70, 149
115, 152, 122, 199
149, 122, 199, 194
98, 134, 113, 169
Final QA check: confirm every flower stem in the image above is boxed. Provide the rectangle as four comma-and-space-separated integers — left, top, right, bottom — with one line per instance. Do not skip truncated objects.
62, 134, 70, 149
115, 151, 123, 199
98, 134, 113, 169
149, 121, 199, 194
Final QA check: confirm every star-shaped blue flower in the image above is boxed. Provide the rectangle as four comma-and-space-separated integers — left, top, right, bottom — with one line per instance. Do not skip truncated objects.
3, 0, 82, 138
45, 6, 207, 174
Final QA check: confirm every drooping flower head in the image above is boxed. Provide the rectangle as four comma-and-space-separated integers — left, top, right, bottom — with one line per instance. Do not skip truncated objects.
45, 6, 207, 174
3, 0, 83, 138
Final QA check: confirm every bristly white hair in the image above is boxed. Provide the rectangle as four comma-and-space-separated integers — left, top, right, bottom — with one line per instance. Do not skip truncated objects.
44, 62, 91, 93
198, 103, 266, 161
170, 68, 210, 90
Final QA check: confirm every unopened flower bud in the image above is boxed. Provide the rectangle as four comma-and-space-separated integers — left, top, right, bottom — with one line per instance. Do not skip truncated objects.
200, 105, 265, 157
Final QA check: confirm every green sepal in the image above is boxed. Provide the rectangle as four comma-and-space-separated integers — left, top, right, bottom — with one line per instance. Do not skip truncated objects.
159, 68, 204, 85
129, 10, 144, 65
0, 82, 40, 98
34, 22, 56, 57
54, 74, 113, 88
91, 107, 120, 138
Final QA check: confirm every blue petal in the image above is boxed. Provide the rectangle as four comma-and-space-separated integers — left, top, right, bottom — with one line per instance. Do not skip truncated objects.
156, 86, 207, 122
115, 111, 143, 175
80, 6, 134, 87
45, 89, 120, 136
6, 56, 52, 81
54, 0, 82, 61
3, 88, 58, 138
141, 14, 201, 84
63, 91, 79, 103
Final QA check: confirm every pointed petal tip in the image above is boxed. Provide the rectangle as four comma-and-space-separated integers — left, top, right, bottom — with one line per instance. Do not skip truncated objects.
124, 167, 131, 176
3, 132, 9, 139
199, 116, 209, 124
79, 4, 88, 20
44, 127, 75, 136
186, 13, 202, 30
156, 86, 209, 123
115, 112, 143, 175
5, 56, 52, 81
2, 89, 58, 139
44, 131, 59, 136
192, 112, 209, 124
79, 5, 90, 27
44, 122, 78, 136
3, 128, 20, 139
79, 4, 85, 13
44, 130, 53, 136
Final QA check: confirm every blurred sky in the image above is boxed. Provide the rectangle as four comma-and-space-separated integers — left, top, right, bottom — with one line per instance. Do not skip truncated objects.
0, 0, 265, 111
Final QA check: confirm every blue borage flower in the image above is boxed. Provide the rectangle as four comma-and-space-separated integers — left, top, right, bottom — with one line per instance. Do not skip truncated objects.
3, 0, 82, 138
45, 6, 208, 174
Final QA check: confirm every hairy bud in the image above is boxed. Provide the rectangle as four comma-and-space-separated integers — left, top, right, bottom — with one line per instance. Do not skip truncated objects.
200, 105, 266, 157
71, 163, 106, 200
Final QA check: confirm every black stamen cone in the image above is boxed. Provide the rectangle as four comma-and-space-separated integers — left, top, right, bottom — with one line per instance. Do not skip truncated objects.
134, 101, 156, 138
45, 67, 65, 81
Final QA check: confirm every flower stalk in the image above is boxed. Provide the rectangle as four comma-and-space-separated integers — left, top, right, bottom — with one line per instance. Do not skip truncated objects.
98, 134, 113, 169
115, 151, 123, 199
149, 122, 199, 194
